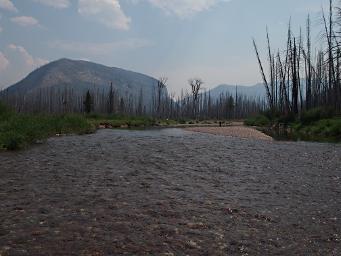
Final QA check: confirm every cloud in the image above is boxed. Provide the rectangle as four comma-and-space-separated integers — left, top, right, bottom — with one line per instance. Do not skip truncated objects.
78, 0, 131, 30
11, 16, 40, 27
0, 0, 17, 12
147, 0, 230, 18
8, 44, 48, 67
0, 51, 9, 72
49, 38, 154, 55
0, 45, 48, 89
32, 0, 71, 9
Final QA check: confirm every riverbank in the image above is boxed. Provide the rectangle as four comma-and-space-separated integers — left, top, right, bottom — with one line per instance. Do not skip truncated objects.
0, 102, 161, 150
245, 108, 341, 143
1, 102, 250, 150
0, 109, 232, 150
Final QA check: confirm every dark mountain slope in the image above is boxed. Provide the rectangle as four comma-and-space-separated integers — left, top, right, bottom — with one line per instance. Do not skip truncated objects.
4, 58, 159, 104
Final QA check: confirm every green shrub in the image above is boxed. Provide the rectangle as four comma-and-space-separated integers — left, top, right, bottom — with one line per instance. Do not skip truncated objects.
178, 119, 187, 124
278, 112, 296, 124
263, 109, 280, 121
0, 131, 24, 150
0, 101, 13, 120
244, 114, 271, 126
293, 117, 341, 142
300, 107, 335, 125
0, 111, 94, 150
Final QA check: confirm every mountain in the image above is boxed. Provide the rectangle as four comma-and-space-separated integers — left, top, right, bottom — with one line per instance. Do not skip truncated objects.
208, 83, 266, 99
2, 58, 266, 106
3, 58, 159, 104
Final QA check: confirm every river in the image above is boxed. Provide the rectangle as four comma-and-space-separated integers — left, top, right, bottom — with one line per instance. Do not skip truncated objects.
0, 129, 340, 255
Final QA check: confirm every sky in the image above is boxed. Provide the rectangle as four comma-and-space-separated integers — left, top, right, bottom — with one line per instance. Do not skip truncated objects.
0, 0, 329, 93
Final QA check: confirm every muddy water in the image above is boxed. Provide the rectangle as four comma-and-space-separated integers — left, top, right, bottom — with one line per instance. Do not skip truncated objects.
0, 129, 341, 255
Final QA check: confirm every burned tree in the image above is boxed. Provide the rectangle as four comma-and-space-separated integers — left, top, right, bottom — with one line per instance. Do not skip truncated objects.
188, 78, 203, 119
252, 0, 341, 118
107, 82, 115, 114
83, 90, 93, 114
156, 77, 168, 117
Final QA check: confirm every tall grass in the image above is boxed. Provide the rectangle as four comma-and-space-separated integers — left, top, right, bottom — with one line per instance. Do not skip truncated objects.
0, 102, 95, 150
0, 101, 169, 150
0, 113, 95, 150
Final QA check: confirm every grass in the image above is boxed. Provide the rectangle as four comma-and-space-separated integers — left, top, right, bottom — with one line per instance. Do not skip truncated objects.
244, 108, 341, 143
0, 103, 95, 150
0, 102, 184, 150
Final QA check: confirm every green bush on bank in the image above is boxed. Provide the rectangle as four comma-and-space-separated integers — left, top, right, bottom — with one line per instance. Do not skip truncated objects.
244, 114, 271, 126
0, 111, 95, 150
294, 118, 341, 142
245, 107, 341, 142
299, 107, 335, 125
0, 101, 173, 150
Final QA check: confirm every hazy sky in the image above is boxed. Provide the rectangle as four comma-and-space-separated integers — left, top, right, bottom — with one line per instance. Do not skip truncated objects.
0, 0, 328, 93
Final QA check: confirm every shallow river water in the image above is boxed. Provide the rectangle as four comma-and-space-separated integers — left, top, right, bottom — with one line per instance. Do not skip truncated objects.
0, 129, 341, 255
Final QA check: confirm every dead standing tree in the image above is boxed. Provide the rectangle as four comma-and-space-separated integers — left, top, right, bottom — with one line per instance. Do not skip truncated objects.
156, 77, 168, 118
188, 78, 203, 119
83, 90, 93, 114
107, 82, 115, 114
253, 39, 273, 111
252, 0, 341, 117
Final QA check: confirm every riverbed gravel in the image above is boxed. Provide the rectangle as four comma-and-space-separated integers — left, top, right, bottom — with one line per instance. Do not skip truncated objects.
185, 126, 273, 141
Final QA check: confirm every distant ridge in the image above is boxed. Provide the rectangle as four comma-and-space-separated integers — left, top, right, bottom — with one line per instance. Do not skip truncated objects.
208, 83, 266, 99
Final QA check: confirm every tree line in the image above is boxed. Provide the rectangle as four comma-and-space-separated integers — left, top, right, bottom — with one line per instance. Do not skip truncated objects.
0, 78, 265, 120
